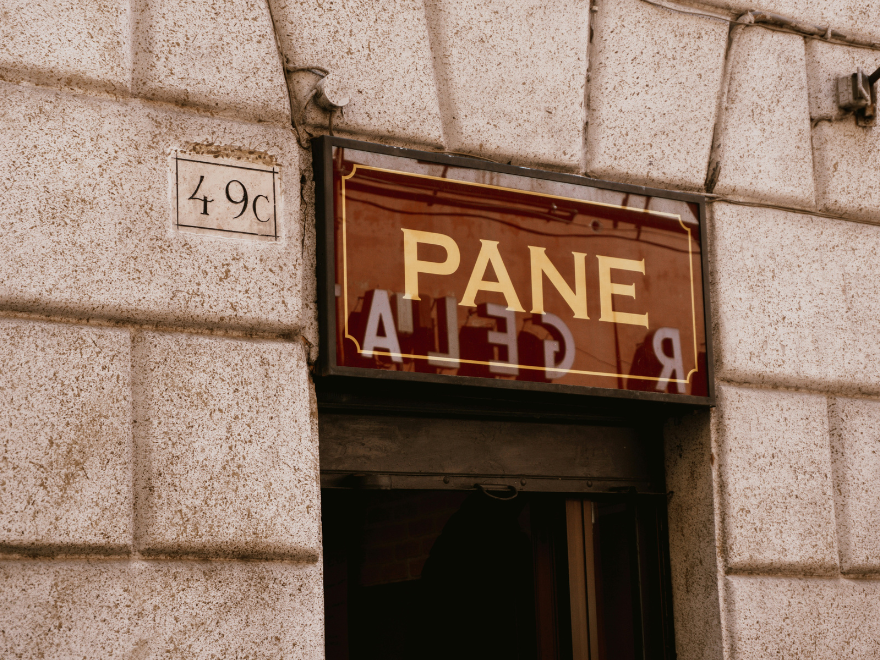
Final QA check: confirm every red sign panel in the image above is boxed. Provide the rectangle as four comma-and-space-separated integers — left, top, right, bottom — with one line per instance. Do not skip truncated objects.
315, 138, 711, 402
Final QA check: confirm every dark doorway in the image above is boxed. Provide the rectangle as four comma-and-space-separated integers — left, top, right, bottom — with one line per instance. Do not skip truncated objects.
322, 489, 673, 660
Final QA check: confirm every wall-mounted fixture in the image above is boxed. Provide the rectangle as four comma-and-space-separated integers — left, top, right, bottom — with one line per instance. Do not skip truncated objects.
314, 72, 351, 113
838, 67, 880, 126
285, 66, 351, 147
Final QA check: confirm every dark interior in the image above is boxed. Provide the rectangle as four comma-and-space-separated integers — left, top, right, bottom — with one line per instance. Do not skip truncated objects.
323, 488, 668, 660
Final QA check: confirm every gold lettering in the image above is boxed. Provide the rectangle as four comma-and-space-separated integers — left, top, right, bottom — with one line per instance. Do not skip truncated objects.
528, 246, 588, 319
460, 240, 525, 312
597, 256, 649, 329
401, 228, 461, 301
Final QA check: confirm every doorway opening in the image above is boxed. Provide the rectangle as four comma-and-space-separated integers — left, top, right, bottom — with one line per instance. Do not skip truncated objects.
322, 488, 674, 660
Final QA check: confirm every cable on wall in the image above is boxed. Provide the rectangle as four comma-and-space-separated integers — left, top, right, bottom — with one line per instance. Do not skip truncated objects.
639, 0, 880, 52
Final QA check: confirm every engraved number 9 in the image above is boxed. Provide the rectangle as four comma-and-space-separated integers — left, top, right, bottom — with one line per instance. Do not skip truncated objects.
225, 180, 249, 219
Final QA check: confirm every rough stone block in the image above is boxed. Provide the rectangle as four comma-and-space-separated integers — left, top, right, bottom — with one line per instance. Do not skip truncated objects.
0, 0, 130, 95
711, 27, 815, 208
585, 0, 728, 190
0, 82, 304, 332
0, 559, 323, 659
268, 0, 445, 147
664, 412, 724, 660
424, 0, 590, 169
829, 397, 880, 575
132, 332, 319, 560
812, 115, 880, 224
711, 203, 880, 394
132, 0, 290, 123
0, 560, 135, 658
715, 384, 837, 575
725, 575, 880, 659
0, 320, 131, 555
806, 40, 880, 223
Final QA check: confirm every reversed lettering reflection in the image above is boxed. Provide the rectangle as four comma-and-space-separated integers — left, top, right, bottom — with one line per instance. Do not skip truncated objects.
333, 150, 709, 396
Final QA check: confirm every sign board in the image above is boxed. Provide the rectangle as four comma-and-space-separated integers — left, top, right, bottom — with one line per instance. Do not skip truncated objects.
314, 137, 713, 404
173, 151, 279, 241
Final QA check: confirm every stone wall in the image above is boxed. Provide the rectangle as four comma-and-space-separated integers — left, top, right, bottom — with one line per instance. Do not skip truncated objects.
661, 1, 880, 657
2, 0, 880, 657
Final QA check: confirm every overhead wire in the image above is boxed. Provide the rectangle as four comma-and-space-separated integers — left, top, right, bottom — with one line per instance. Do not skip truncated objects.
638, 0, 880, 52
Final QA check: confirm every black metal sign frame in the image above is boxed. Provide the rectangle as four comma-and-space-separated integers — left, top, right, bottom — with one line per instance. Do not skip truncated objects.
313, 136, 714, 407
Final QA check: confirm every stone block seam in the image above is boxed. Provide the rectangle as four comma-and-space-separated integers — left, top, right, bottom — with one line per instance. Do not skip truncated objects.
0, 321, 321, 564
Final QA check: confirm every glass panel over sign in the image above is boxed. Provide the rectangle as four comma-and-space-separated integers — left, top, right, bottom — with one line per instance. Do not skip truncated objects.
323, 142, 710, 400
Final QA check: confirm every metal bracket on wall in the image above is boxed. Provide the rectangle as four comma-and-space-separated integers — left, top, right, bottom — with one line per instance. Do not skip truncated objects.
285, 66, 351, 147
838, 66, 880, 126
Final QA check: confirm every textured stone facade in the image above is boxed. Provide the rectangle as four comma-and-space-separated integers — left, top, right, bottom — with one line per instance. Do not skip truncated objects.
2, 0, 880, 657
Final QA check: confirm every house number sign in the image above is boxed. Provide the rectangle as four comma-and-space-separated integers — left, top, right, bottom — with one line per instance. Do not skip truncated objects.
313, 137, 713, 404
173, 151, 278, 241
